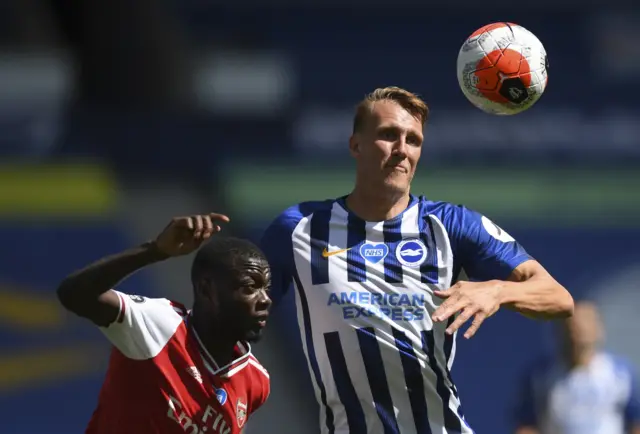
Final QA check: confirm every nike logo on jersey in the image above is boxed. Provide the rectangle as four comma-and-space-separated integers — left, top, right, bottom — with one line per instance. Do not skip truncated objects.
322, 247, 351, 258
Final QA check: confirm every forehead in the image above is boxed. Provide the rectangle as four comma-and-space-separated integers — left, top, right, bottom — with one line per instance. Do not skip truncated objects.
234, 257, 270, 279
367, 100, 423, 135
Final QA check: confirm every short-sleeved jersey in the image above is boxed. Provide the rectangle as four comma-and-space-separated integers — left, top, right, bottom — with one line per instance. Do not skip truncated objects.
514, 352, 640, 434
260, 195, 531, 434
86, 291, 270, 434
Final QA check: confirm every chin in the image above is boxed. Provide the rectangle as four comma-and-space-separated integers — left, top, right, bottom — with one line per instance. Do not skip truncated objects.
243, 329, 265, 343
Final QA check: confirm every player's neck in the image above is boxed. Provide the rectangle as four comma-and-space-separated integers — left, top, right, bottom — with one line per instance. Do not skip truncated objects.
346, 186, 411, 221
191, 310, 238, 366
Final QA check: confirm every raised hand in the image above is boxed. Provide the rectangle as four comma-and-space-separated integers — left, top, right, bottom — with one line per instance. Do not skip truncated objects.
153, 213, 230, 257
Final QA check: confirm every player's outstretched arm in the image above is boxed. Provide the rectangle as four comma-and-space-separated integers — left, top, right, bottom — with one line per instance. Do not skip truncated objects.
57, 213, 229, 326
434, 260, 573, 338
432, 208, 573, 338
57, 243, 170, 326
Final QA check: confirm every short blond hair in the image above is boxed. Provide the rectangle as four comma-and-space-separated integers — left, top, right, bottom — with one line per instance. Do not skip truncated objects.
352, 86, 429, 133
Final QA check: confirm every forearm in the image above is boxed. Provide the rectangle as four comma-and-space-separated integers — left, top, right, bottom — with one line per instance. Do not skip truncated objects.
57, 242, 168, 305
498, 274, 574, 319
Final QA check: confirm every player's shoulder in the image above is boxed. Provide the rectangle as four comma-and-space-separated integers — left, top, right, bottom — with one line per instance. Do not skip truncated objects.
247, 354, 270, 381
415, 196, 481, 226
416, 196, 475, 214
238, 353, 270, 410
268, 199, 336, 231
276, 199, 336, 221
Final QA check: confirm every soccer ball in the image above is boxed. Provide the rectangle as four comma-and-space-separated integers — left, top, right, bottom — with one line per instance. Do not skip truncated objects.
457, 22, 549, 115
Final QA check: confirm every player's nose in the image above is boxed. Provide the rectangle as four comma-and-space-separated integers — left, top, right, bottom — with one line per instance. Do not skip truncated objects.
394, 137, 409, 155
257, 289, 272, 310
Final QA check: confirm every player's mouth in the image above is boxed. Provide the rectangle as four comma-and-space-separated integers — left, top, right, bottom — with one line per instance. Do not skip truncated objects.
386, 165, 408, 174
253, 314, 269, 328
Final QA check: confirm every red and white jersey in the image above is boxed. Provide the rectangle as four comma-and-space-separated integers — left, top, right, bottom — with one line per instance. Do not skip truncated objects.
86, 291, 270, 434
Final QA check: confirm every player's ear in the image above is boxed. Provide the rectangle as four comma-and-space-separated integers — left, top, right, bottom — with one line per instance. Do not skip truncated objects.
194, 278, 214, 301
349, 134, 360, 157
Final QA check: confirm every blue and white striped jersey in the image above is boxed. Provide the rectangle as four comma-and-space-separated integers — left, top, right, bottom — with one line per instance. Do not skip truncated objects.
514, 352, 640, 434
260, 195, 532, 434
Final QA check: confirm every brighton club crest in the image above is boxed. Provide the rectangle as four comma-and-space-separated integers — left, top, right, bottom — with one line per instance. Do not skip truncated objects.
236, 398, 248, 428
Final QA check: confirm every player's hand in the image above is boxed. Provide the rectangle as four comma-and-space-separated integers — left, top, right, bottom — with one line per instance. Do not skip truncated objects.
431, 280, 503, 339
153, 213, 230, 257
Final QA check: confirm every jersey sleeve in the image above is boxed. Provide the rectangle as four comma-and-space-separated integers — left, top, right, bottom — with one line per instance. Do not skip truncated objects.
259, 208, 300, 305
99, 291, 185, 360
451, 206, 532, 281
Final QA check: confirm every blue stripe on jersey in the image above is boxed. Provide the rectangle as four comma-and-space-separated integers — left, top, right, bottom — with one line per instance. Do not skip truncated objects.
392, 328, 433, 434
293, 271, 335, 432
419, 217, 440, 284
383, 219, 404, 283
421, 330, 463, 432
357, 327, 400, 434
324, 332, 368, 433
310, 208, 332, 285
347, 214, 367, 282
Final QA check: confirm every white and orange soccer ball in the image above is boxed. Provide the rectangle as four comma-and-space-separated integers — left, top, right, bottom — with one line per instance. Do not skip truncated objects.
457, 22, 549, 115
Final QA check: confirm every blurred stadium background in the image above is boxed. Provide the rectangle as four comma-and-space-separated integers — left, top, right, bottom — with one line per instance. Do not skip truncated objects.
1, 1, 639, 433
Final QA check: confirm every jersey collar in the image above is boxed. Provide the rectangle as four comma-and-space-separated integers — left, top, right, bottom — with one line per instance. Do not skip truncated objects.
336, 193, 419, 222
186, 311, 252, 376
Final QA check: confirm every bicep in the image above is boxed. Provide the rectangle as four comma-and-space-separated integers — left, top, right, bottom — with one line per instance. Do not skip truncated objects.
57, 283, 121, 327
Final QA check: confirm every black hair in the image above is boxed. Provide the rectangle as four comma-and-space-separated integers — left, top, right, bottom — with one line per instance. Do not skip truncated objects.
190, 236, 267, 287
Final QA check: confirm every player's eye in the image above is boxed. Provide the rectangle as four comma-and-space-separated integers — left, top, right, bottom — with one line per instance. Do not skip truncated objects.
378, 128, 398, 141
406, 135, 422, 146
241, 281, 269, 295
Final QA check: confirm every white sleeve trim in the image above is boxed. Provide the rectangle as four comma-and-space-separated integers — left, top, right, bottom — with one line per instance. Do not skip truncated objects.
100, 291, 183, 360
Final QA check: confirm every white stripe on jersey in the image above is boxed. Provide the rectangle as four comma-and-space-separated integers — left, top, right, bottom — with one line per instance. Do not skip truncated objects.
430, 215, 464, 423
